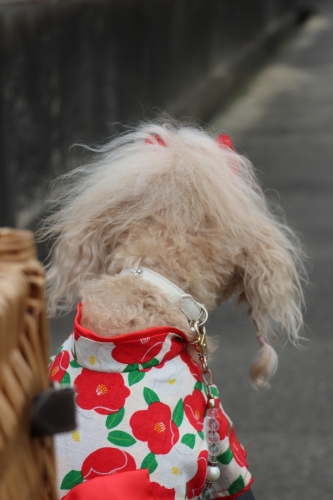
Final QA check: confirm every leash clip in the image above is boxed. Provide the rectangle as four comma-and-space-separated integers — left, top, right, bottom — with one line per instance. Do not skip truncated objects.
191, 321, 209, 373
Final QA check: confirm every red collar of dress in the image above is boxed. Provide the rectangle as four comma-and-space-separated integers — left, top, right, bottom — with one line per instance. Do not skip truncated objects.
74, 302, 189, 344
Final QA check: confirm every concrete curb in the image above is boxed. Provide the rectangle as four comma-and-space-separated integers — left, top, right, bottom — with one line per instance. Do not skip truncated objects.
0, 0, 314, 229
170, 13, 297, 119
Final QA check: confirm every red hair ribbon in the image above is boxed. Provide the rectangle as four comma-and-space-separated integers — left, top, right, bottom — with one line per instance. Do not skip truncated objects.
144, 134, 166, 146
216, 134, 238, 174
216, 134, 235, 151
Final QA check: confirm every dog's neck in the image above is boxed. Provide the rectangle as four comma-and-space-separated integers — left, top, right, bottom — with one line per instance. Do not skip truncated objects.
119, 267, 208, 325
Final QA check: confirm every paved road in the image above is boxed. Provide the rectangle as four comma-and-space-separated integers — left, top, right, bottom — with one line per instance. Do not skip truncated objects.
49, 5, 333, 499
209, 5, 333, 499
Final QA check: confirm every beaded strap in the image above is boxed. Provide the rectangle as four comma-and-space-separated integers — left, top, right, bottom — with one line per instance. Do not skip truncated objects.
191, 322, 221, 499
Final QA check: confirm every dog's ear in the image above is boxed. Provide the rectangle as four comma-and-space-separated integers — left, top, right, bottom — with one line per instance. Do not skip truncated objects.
45, 219, 107, 315
231, 217, 305, 387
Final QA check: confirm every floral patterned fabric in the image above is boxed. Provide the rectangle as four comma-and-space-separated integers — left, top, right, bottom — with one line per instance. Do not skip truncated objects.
49, 305, 252, 499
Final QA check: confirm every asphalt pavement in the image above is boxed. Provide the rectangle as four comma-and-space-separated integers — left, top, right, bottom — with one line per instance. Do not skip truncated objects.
49, 4, 333, 499
209, 5, 333, 499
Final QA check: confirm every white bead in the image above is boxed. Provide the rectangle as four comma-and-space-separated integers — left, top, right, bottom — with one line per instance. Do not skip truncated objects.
208, 431, 220, 444
206, 465, 220, 482
208, 419, 220, 431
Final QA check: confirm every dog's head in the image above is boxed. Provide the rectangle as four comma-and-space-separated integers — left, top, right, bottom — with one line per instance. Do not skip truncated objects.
43, 121, 306, 386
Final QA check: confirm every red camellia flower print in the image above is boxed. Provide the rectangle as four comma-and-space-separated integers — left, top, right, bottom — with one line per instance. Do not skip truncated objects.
49, 350, 70, 383
82, 447, 136, 481
184, 389, 206, 431
130, 402, 179, 454
112, 334, 167, 365
160, 336, 185, 364
180, 351, 202, 382
75, 369, 130, 415
141, 336, 186, 373
151, 482, 175, 500
229, 426, 248, 468
186, 450, 208, 499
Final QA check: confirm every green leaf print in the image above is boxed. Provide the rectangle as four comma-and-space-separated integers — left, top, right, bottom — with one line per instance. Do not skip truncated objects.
60, 470, 83, 490
228, 475, 245, 495
55, 345, 64, 355
210, 385, 219, 397
172, 398, 184, 427
141, 452, 158, 474
217, 447, 233, 465
194, 381, 203, 391
106, 407, 125, 429
181, 433, 196, 449
198, 431, 204, 440
123, 363, 139, 373
143, 387, 160, 405
70, 360, 81, 368
128, 371, 145, 386
141, 358, 159, 369
60, 371, 71, 385
107, 430, 136, 447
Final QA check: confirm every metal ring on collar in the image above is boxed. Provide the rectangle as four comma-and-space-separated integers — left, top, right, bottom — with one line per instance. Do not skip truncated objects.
197, 304, 208, 326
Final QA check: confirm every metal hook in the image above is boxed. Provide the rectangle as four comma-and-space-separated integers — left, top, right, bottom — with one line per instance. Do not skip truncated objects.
191, 321, 209, 373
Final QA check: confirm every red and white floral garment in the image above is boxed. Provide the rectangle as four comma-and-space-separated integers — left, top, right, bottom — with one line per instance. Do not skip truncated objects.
49, 304, 253, 500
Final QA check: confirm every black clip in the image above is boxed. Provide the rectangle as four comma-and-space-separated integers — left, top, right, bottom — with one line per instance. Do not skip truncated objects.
31, 384, 76, 437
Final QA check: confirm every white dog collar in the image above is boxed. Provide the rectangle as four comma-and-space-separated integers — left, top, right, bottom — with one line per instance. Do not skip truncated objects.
119, 267, 208, 324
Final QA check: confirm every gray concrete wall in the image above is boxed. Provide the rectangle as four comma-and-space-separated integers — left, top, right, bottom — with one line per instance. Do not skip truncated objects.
0, 0, 313, 228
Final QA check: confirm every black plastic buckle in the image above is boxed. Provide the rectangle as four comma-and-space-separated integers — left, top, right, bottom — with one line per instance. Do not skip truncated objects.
31, 384, 76, 437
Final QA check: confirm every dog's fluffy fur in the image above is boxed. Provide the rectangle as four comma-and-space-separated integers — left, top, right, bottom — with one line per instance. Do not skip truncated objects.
43, 121, 305, 387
